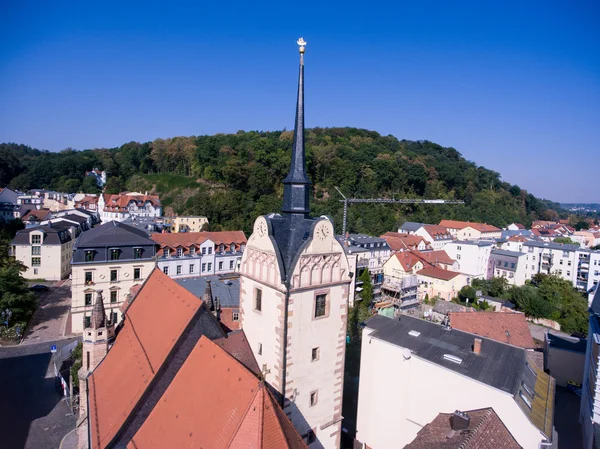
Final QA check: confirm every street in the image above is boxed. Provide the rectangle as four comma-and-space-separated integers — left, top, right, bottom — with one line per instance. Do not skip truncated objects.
0, 338, 79, 449
22, 280, 73, 344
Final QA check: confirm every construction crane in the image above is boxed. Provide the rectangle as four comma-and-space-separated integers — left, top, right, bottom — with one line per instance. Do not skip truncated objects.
334, 187, 464, 238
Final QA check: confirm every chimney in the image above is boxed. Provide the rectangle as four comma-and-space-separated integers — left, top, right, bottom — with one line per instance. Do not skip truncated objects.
473, 338, 482, 355
450, 410, 470, 431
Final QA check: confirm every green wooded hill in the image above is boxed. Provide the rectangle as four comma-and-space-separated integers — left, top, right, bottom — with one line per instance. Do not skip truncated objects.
0, 128, 563, 235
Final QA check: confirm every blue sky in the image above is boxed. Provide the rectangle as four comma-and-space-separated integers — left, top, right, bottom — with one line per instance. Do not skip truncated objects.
0, 1, 598, 203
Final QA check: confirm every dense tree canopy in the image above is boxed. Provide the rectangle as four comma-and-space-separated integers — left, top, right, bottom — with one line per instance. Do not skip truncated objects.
0, 128, 566, 236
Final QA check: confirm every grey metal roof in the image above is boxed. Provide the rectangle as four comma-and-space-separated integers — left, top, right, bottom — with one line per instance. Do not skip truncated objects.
491, 249, 526, 258
75, 221, 153, 247
175, 275, 240, 307
523, 241, 580, 251
11, 225, 71, 245
400, 222, 425, 232
347, 234, 388, 245
365, 314, 526, 394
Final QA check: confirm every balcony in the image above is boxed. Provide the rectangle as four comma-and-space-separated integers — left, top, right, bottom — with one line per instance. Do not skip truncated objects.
580, 263, 590, 270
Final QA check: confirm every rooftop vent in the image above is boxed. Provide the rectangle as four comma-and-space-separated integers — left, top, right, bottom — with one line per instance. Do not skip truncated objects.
443, 354, 463, 364
450, 410, 470, 431
408, 330, 421, 337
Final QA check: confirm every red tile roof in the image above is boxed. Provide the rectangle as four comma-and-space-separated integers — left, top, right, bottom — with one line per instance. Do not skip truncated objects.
21, 208, 52, 221
393, 252, 424, 271
128, 336, 306, 449
439, 220, 500, 233
218, 307, 241, 333
448, 311, 535, 349
416, 250, 455, 267
417, 265, 461, 281
152, 231, 247, 252
102, 193, 161, 211
405, 407, 521, 449
422, 224, 453, 239
381, 233, 429, 251
88, 268, 204, 449
507, 235, 528, 242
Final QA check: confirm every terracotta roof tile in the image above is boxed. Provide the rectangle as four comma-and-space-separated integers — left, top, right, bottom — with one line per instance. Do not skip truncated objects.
152, 231, 247, 250
422, 224, 453, 238
448, 311, 535, 349
416, 250, 455, 266
405, 407, 521, 449
393, 252, 424, 271
213, 330, 260, 376
88, 268, 203, 449
417, 265, 461, 281
439, 220, 500, 233
128, 336, 307, 449
381, 233, 429, 251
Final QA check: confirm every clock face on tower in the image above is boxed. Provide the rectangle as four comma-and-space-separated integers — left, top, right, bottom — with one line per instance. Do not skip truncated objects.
255, 219, 268, 238
315, 222, 330, 241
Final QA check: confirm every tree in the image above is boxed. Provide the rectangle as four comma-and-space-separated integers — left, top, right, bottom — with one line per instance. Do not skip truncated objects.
554, 237, 577, 245
458, 285, 476, 303
575, 220, 590, 231
508, 285, 552, 319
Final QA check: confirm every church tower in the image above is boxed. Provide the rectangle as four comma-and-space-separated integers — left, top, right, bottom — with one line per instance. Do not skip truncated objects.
77, 290, 115, 448
239, 39, 352, 449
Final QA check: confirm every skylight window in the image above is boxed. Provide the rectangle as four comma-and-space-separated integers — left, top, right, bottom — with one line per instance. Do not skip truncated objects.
408, 330, 421, 337
443, 354, 463, 364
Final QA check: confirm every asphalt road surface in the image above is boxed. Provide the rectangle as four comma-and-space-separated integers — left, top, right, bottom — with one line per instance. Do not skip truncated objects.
0, 338, 78, 449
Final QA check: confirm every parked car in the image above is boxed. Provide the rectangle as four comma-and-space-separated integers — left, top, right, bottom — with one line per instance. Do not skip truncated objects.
29, 284, 49, 292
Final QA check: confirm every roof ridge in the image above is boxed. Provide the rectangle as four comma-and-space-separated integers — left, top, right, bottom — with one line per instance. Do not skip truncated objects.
227, 384, 264, 448
457, 408, 493, 449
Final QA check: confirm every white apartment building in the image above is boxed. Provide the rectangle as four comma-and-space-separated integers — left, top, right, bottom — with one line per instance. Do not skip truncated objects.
444, 240, 493, 282
11, 223, 76, 280
70, 221, 157, 333
356, 314, 555, 449
414, 224, 454, 250
522, 241, 579, 285
152, 231, 246, 278
98, 192, 162, 222
440, 220, 502, 240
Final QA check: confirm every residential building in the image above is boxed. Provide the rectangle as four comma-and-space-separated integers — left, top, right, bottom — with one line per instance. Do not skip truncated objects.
416, 249, 457, 270
0, 187, 18, 221
398, 221, 424, 234
580, 288, 600, 449
522, 241, 579, 285
98, 192, 162, 222
74, 194, 99, 212
405, 408, 521, 449
70, 221, 157, 333
544, 332, 586, 388
238, 44, 351, 448
380, 232, 431, 252
575, 230, 600, 248
85, 167, 107, 187
577, 250, 600, 301
171, 215, 209, 232
77, 268, 306, 449
448, 311, 535, 349
507, 223, 526, 231
356, 315, 555, 449
17, 193, 43, 209
417, 265, 467, 301
444, 240, 493, 281
20, 208, 53, 226
338, 234, 390, 296
488, 249, 528, 286
381, 252, 422, 309
440, 220, 502, 240
414, 224, 453, 250
11, 222, 77, 280
152, 231, 246, 278
500, 234, 531, 253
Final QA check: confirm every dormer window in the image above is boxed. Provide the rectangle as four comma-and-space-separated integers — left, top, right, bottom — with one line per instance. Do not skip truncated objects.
219, 244, 225, 253
177, 248, 183, 257
230, 244, 235, 252
31, 234, 41, 245
134, 248, 143, 259
110, 249, 120, 260
162, 249, 169, 258
190, 247, 196, 256
85, 250, 95, 262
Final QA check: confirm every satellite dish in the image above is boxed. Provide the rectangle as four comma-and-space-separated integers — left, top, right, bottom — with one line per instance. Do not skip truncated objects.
403, 348, 411, 360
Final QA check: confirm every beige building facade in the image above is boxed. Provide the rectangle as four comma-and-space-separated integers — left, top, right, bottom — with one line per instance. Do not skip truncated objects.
171, 215, 209, 233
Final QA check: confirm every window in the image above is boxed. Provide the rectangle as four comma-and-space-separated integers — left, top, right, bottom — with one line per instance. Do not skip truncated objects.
31, 234, 41, 244
560, 259, 563, 265
219, 244, 224, 252
519, 390, 532, 409
255, 288, 262, 311
258, 342, 263, 355
84, 316, 91, 328
232, 311, 239, 321
563, 251, 569, 257
568, 260, 572, 266
134, 268, 141, 280
522, 381, 535, 397
230, 260, 234, 270
31, 246, 41, 255
457, 254, 461, 260
310, 390, 318, 407
177, 248, 183, 257
110, 269, 118, 282
85, 271, 93, 284
230, 244, 235, 252
86, 351, 90, 370
112, 312, 118, 323
311, 347, 320, 362
190, 264, 194, 274
176, 265, 182, 275
218, 261, 223, 271
202, 263, 206, 273
315, 294, 327, 318
306, 430, 316, 445
162, 249, 169, 258
134, 248, 143, 259
567, 271, 571, 276
207, 262, 212, 271
163, 266, 169, 275
457, 246, 462, 250
110, 291, 117, 303
202, 247, 206, 255
33, 268, 38, 275
190, 247, 196, 256
525, 362, 538, 378
32, 257, 41, 266
110, 249, 120, 260
85, 250, 94, 262
208, 247, 212, 255
85, 293, 92, 305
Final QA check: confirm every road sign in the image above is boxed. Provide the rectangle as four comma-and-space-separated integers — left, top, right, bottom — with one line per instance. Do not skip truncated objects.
51, 345, 57, 353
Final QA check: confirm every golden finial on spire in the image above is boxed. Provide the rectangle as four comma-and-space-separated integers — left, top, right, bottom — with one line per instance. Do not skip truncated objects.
297, 37, 307, 54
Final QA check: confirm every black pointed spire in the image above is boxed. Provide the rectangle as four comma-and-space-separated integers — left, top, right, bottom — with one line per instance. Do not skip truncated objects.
282, 38, 311, 217
203, 280, 214, 311
90, 290, 106, 329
